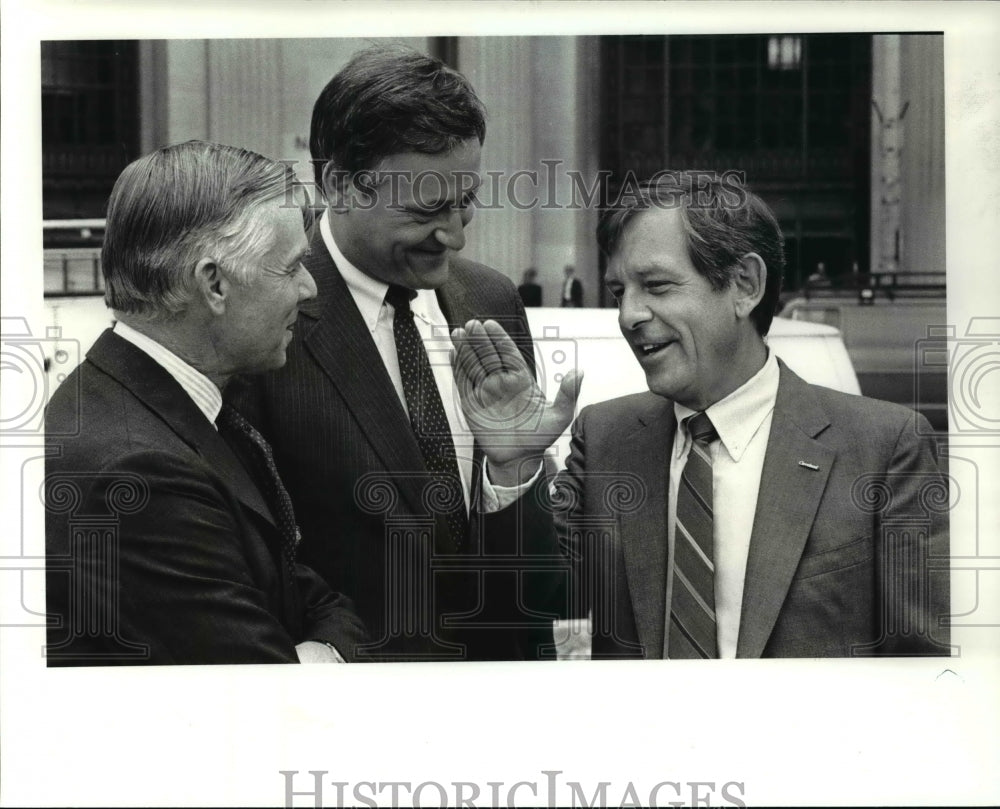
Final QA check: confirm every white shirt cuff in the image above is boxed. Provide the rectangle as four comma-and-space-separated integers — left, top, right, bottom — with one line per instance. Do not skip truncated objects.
480, 457, 543, 513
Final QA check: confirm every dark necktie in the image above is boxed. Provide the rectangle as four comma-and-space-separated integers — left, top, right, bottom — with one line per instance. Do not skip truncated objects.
669, 411, 719, 659
216, 403, 301, 565
385, 284, 468, 553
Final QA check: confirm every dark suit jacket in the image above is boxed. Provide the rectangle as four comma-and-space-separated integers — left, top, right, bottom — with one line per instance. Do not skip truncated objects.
554, 361, 950, 658
44, 330, 368, 666
227, 236, 567, 661
561, 277, 583, 308
517, 282, 543, 308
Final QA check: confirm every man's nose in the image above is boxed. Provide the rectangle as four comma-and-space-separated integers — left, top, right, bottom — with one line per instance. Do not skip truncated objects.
618, 291, 651, 332
298, 266, 318, 302
433, 208, 467, 251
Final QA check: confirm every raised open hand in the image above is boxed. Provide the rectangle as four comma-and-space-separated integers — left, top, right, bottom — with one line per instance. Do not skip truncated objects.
450, 319, 582, 484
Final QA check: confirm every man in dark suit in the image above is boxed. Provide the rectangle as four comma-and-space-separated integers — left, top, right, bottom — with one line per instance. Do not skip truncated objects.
549, 172, 950, 658
227, 47, 576, 661
560, 264, 583, 307
518, 267, 543, 307
45, 141, 368, 666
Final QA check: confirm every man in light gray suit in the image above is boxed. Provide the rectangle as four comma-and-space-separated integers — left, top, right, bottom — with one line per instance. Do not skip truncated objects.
550, 171, 950, 658
454, 171, 950, 659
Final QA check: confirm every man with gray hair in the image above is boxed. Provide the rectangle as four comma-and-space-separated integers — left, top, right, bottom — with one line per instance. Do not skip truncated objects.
45, 140, 367, 665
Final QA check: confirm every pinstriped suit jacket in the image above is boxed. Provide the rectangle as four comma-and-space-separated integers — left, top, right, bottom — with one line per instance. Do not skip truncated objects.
227, 236, 567, 661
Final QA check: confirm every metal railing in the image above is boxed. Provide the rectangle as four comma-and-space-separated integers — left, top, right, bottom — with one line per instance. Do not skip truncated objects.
800, 271, 946, 303
43, 219, 106, 297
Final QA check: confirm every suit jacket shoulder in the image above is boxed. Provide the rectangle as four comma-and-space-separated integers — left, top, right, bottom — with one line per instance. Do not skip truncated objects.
578, 391, 673, 431
741, 360, 949, 657
437, 256, 534, 367
779, 362, 930, 431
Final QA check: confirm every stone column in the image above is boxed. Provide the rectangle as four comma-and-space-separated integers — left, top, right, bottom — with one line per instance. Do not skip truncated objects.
899, 35, 945, 280
151, 40, 286, 159
162, 40, 210, 145
205, 40, 285, 160
871, 34, 905, 277
530, 36, 602, 309
458, 37, 535, 284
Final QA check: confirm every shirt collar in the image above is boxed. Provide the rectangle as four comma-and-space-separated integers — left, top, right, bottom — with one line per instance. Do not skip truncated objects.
113, 320, 223, 426
320, 211, 446, 330
321, 212, 387, 333
674, 349, 780, 463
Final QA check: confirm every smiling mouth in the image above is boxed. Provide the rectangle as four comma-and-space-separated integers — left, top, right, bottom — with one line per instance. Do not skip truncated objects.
637, 341, 673, 357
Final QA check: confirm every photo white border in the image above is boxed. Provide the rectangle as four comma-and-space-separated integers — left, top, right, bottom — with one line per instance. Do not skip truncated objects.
2, 2, 998, 806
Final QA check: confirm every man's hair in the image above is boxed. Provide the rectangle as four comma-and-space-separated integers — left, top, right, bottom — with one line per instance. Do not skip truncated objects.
309, 46, 487, 190
597, 171, 785, 336
102, 140, 303, 318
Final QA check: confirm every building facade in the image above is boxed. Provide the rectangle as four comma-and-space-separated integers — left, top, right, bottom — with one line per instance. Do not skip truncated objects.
42, 34, 944, 308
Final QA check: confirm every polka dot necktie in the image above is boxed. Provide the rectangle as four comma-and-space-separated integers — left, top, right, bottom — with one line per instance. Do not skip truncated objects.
385, 284, 468, 553
216, 403, 301, 566
669, 411, 719, 659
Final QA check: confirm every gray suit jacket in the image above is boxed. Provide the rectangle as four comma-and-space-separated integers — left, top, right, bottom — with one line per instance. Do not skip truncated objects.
554, 361, 950, 658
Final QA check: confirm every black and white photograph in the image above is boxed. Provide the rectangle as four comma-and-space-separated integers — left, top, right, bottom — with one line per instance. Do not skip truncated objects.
1, 1, 998, 807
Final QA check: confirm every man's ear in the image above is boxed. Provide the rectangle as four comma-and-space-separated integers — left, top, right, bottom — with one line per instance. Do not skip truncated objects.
321, 161, 352, 213
193, 257, 229, 315
732, 252, 767, 320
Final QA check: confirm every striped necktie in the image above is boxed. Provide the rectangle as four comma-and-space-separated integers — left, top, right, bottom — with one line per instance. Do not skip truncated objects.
216, 403, 301, 564
385, 284, 468, 553
669, 411, 719, 659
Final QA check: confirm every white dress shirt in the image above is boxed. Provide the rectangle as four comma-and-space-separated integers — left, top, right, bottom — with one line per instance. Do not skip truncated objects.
320, 214, 527, 513
562, 276, 575, 301
114, 321, 222, 426
665, 350, 780, 658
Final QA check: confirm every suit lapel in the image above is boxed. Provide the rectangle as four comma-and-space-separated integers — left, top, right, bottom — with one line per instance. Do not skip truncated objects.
299, 236, 429, 515
436, 270, 540, 547
617, 396, 674, 657
437, 273, 486, 521
436, 273, 472, 331
85, 330, 275, 528
737, 362, 835, 658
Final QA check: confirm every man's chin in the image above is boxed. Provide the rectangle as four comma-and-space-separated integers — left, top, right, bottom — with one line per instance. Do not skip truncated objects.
258, 346, 291, 373
407, 254, 451, 288
644, 371, 683, 402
